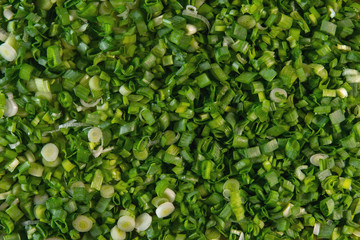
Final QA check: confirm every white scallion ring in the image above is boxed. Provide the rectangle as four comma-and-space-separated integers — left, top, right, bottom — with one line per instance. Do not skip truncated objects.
156, 202, 175, 218
72, 215, 93, 232
41, 143, 59, 162
117, 215, 135, 232
270, 88, 288, 103
135, 213, 152, 231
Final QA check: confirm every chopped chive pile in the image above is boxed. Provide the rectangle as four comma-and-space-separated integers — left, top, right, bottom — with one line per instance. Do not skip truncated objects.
0, 0, 360, 239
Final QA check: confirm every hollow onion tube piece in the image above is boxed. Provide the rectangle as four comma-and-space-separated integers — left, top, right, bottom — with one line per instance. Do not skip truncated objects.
117, 215, 135, 232
111, 226, 126, 240
41, 143, 59, 162
270, 88, 288, 102
72, 215, 93, 232
135, 213, 152, 231
156, 202, 175, 218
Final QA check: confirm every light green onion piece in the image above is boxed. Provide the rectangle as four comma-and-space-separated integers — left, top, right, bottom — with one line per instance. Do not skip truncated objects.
89, 76, 102, 91
237, 15, 256, 29
35, 78, 51, 93
185, 24, 197, 35
230, 190, 245, 221
28, 163, 44, 177
295, 165, 308, 181
310, 153, 329, 166
5, 158, 19, 172
270, 88, 287, 102
162, 188, 176, 202
117, 215, 135, 232
3, 8, 14, 20
205, 228, 222, 240
223, 179, 240, 192
119, 85, 133, 96
282, 203, 294, 217
0, 191, 11, 200
337, 88, 348, 98
0, 42, 16, 61
90, 169, 104, 191
343, 69, 360, 83
72, 215, 93, 232
313, 223, 321, 235
310, 64, 328, 79
41, 143, 59, 162
135, 213, 152, 231
100, 185, 115, 199
155, 202, 175, 218
88, 127, 103, 143
42, 157, 60, 167
151, 197, 169, 208
71, 181, 85, 189
33, 194, 49, 205
4, 98, 18, 117
110, 226, 126, 240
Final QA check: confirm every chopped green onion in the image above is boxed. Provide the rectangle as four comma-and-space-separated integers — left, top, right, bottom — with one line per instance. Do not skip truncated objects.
41, 143, 59, 162
310, 153, 329, 166
156, 202, 175, 218
100, 185, 115, 199
117, 215, 135, 232
135, 213, 152, 231
162, 188, 176, 202
72, 215, 93, 232
88, 127, 103, 143
4, 98, 18, 117
0, 42, 17, 61
1, 0, 360, 238
110, 226, 126, 240
270, 88, 288, 103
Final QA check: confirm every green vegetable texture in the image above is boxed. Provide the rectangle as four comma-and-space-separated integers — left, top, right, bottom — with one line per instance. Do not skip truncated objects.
0, 0, 360, 239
